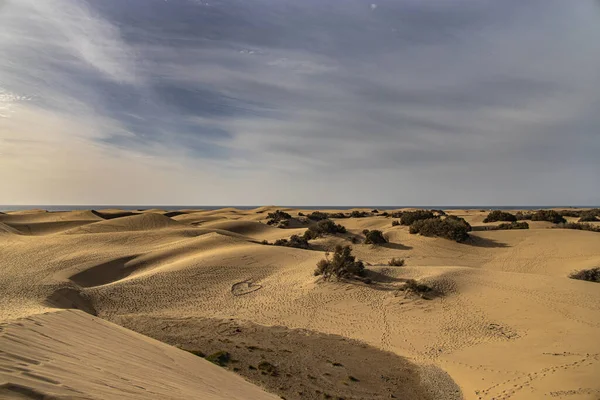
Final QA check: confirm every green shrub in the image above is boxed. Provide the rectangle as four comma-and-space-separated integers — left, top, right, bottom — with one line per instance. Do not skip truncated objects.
314, 245, 365, 280
391, 220, 400, 226
274, 234, 310, 249
409, 217, 471, 242
388, 258, 405, 266
363, 230, 387, 245
483, 210, 517, 223
381, 211, 389, 217
391, 211, 404, 218
569, 267, 600, 283
531, 210, 566, 224
328, 212, 347, 219
304, 219, 347, 240
400, 210, 436, 226
496, 221, 529, 230
267, 210, 292, 225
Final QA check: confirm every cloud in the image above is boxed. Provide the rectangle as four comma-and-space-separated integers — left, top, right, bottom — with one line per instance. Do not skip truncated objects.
1, 0, 599, 205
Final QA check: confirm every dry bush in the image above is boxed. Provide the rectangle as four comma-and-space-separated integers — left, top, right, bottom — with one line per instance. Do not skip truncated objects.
569, 267, 600, 283
267, 210, 292, 225
531, 210, 566, 224
388, 258, 405, 266
363, 230, 387, 245
304, 219, 347, 240
483, 210, 517, 223
409, 216, 471, 242
274, 235, 310, 249
314, 245, 366, 280
400, 210, 436, 226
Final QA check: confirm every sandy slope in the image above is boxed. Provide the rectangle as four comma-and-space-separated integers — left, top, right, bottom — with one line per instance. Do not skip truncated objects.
0, 208, 599, 399
0, 310, 278, 400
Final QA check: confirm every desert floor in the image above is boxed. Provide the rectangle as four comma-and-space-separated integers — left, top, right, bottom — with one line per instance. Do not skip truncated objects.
1, 207, 599, 399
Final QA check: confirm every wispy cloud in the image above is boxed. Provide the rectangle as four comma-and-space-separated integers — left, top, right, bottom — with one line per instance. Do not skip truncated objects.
1, 0, 599, 205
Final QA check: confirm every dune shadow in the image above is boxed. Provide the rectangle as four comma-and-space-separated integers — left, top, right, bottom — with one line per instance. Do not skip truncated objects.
381, 242, 413, 250
91, 210, 139, 220
69, 256, 139, 287
464, 235, 509, 248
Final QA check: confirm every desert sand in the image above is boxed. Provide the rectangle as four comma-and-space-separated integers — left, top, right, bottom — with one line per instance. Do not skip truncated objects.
1, 207, 599, 399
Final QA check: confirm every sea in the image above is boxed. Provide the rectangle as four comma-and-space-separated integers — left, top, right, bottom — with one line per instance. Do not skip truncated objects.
0, 205, 594, 212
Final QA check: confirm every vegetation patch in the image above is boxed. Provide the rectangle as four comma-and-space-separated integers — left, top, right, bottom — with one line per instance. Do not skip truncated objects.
205, 351, 231, 366
400, 210, 436, 226
273, 235, 310, 249
530, 210, 567, 224
569, 267, 600, 283
304, 219, 347, 240
483, 210, 517, 223
349, 210, 369, 218
392, 220, 400, 226
556, 222, 600, 233
409, 216, 471, 242
267, 210, 292, 226
579, 211, 599, 222
496, 221, 529, 230
257, 361, 279, 376
314, 245, 366, 280
363, 230, 387, 245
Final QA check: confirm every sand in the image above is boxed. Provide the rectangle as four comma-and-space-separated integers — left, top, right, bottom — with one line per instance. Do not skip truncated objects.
0, 207, 599, 399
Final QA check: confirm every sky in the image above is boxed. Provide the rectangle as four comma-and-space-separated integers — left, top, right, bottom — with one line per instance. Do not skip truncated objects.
1, 0, 599, 206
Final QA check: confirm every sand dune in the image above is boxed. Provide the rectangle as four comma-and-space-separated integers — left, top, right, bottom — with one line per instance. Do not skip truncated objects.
1, 208, 599, 399
0, 310, 279, 400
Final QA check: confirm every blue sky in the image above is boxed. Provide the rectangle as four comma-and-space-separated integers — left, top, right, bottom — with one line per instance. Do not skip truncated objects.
1, 0, 599, 205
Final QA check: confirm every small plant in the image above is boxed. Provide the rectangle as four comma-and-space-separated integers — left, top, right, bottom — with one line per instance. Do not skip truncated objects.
304, 219, 347, 240
314, 245, 365, 280
531, 210, 566, 224
205, 351, 231, 366
274, 234, 310, 249
409, 217, 471, 242
391, 211, 404, 218
371, 209, 379, 213
328, 212, 347, 219
388, 258, 405, 266
391, 220, 400, 226
400, 210, 436, 226
381, 211, 389, 217
363, 230, 387, 245
483, 210, 517, 223
298, 212, 305, 216
261, 239, 271, 245
400, 279, 433, 294
267, 210, 292, 225
569, 267, 600, 283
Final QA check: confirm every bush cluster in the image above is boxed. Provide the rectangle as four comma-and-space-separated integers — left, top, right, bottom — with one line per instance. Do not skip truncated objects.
303, 219, 347, 240
363, 229, 387, 245
569, 267, 600, 283
391, 220, 400, 226
349, 210, 369, 218
530, 210, 567, 224
266, 210, 292, 225
515, 211, 533, 220
579, 211, 599, 222
483, 210, 517, 223
409, 217, 471, 242
556, 222, 600, 233
400, 210, 436, 226
314, 245, 365, 280
496, 221, 529, 230
273, 234, 310, 249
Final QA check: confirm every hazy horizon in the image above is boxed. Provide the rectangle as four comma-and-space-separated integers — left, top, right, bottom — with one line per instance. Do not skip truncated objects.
2, 0, 599, 205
